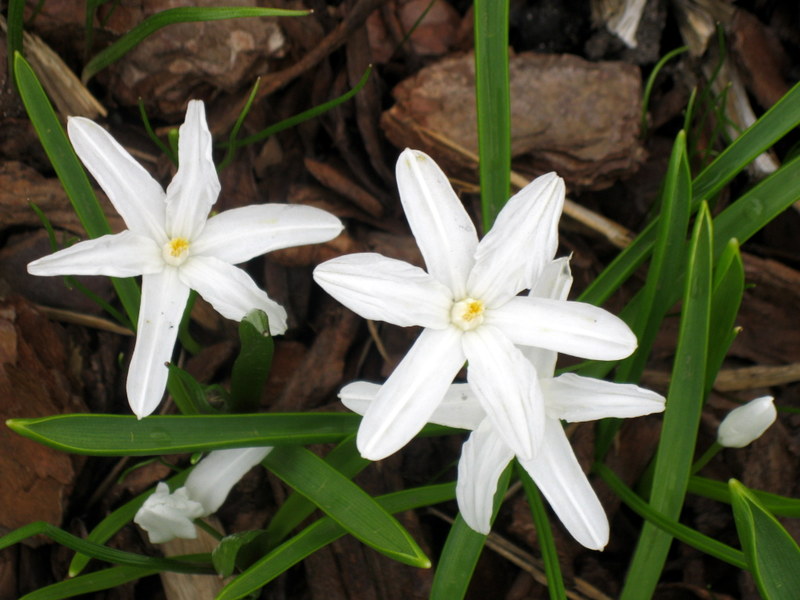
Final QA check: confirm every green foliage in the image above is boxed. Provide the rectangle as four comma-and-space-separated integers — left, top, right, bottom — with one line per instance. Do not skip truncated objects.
230, 310, 274, 413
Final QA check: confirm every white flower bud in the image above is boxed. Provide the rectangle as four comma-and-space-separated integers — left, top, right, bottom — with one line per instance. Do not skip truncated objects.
717, 396, 777, 448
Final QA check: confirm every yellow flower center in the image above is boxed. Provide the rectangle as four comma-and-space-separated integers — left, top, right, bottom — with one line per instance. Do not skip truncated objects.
162, 237, 191, 266
450, 298, 485, 331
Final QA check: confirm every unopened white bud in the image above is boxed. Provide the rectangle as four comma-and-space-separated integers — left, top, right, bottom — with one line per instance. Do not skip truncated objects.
717, 396, 777, 448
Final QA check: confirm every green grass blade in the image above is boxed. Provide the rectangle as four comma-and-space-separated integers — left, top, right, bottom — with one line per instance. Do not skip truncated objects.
617, 130, 692, 382
0, 522, 212, 573
23, 565, 162, 599
473, 0, 510, 229
262, 446, 429, 568
6, 413, 360, 455
689, 476, 800, 518
229, 310, 274, 413
706, 239, 744, 393
221, 65, 373, 149
7, 0, 25, 86
265, 435, 369, 547
81, 7, 310, 82
619, 204, 713, 599
430, 466, 512, 600
693, 79, 800, 202
729, 479, 800, 599
14, 52, 141, 324
597, 464, 746, 569
517, 463, 566, 599
69, 470, 191, 576
217, 483, 454, 600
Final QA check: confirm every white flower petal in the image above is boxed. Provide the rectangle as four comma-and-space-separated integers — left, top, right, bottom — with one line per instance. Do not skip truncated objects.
340, 381, 485, 430
467, 173, 564, 307
165, 100, 220, 240
543, 373, 665, 422
488, 296, 637, 361
193, 204, 343, 264
67, 117, 167, 241
463, 326, 545, 461
717, 396, 777, 448
134, 482, 205, 544
313, 253, 453, 329
395, 149, 478, 298
179, 256, 287, 334
456, 420, 515, 534
127, 268, 190, 418
522, 257, 574, 376
185, 447, 272, 514
518, 418, 609, 550
27, 231, 162, 277
357, 326, 465, 460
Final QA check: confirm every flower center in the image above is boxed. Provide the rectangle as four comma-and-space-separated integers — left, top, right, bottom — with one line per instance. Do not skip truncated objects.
162, 237, 191, 266
450, 298, 485, 331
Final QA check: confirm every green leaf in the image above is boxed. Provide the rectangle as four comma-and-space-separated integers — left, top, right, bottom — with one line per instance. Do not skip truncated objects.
22, 565, 161, 600
706, 239, 744, 394
230, 310, 274, 412
263, 446, 429, 568
689, 476, 800, 518
218, 483, 455, 600
7, 0, 25, 86
596, 464, 746, 569
212, 530, 268, 577
69, 470, 191, 576
82, 7, 310, 82
430, 466, 512, 600
167, 363, 216, 415
13, 52, 141, 325
0, 522, 212, 573
620, 204, 714, 599
517, 463, 566, 600
729, 479, 800, 599
265, 435, 369, 547
7, 413, 360, 455
473, 0, 510, 229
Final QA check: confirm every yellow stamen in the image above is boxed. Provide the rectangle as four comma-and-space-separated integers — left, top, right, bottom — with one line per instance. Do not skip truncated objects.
162, 237, 191, 266
451, 298, 485, 331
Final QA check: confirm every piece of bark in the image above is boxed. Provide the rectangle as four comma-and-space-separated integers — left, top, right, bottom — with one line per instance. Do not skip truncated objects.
304, 157, 384, 218
0, 296, 87, 543
381, 51, 645, 190
102, 0, 287, 117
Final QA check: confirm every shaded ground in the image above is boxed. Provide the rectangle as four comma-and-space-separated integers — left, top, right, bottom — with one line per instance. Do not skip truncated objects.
2, 0, 800, 598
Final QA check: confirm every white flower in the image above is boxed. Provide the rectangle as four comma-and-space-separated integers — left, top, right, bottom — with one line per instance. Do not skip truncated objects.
314, 149, 636, 461
28, 100, 343, 418
134, 447, 271, 544
717, 396, 777, 448
341, 259, 665, 550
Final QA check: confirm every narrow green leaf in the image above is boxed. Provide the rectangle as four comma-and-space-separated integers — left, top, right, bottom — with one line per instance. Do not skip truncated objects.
0, 522, 212, 573
230, 310, 274, 412
729, 479, 800, 599
430, 466, 512, 600
218, 483, 454, 600
265, 435, 369, 547
263, 446, 429, 568
13, 52, 141, 325
23, 565, 161, 600
620, 204, 713, 599
69, 470, 191, 576
473, 0, 510, 229
596, 464, 746, 569
167, 363, 215, 415
212, 530, 268, 577
689, 476, 800, 518
7, 413, 360, 455
7, 0, 25, 86
217, 77, 261, 171
82, 7, 310, 82
706, 239, 744, 394
517, 463, 566, 600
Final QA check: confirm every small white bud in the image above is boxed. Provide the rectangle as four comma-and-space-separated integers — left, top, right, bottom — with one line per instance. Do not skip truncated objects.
717, 396, 777, 448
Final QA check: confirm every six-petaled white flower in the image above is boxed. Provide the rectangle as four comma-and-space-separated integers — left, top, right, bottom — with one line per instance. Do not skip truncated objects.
340, 259, 665, 550
314, 149, 637, 462
134, 447, 271, 544
27, 100, 343, 418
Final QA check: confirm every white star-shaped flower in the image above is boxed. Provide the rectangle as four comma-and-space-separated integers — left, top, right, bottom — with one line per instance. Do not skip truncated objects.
341, 259, 665, 550
28, 100, 343, 418
314, 149, 636, 461
134, 447, 271, 544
